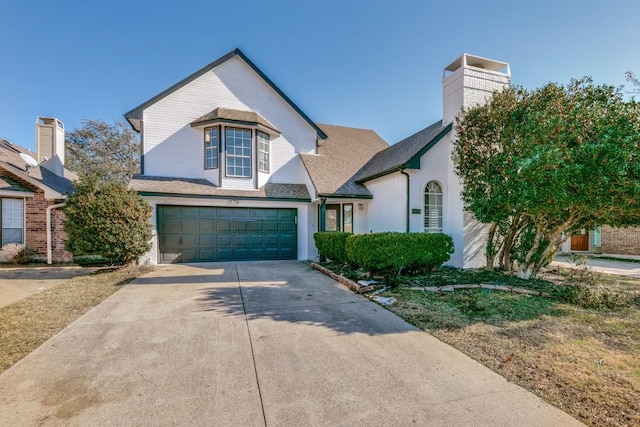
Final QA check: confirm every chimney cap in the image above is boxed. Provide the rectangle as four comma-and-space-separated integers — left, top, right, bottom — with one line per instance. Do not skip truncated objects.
36, 117, 64, 130
444, 53, 510, 76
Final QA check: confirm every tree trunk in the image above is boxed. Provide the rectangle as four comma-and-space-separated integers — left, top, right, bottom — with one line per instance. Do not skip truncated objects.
485, 222, 498, 269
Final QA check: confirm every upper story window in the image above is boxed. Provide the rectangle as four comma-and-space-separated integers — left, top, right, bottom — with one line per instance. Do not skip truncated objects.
257, 131, 270, 173
225, 128, 252, 178
424, 181, 443, 233
204, 127, 219, 169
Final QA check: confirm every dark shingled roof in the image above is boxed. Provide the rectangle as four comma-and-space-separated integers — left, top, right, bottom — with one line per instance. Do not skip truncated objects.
130, 175, 310, 201
191, 107, 281, 134
301, 124, 388, 198
0, 138, 76, 197
355, 121, 452, 183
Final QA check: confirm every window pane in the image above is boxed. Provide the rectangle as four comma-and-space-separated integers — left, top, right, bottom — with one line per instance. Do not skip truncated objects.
225, 128, 251, 177
424, 181, 443, 232
2, 198, 23, 245
204, 127, 218, 169
258, 131, 270, 173
343, 204, 353, 233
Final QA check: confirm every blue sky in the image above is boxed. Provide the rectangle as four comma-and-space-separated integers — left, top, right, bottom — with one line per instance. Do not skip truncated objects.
1, 0, 639, 151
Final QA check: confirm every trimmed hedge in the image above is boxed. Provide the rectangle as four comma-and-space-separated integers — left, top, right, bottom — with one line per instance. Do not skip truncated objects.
313, 232, 352, 263
345, 232, 454, 274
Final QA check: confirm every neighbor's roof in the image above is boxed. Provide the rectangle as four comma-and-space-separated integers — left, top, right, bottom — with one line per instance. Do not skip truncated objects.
355, 121, 452, 183
301, 124, 388, 199
191, 107, 281, 134
124, 48, 327, 139
129, 175, 311, 201
0, 138, 76, 198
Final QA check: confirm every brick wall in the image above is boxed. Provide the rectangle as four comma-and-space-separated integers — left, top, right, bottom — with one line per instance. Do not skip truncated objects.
2, 171, 74, 263
601, 225, 640, 256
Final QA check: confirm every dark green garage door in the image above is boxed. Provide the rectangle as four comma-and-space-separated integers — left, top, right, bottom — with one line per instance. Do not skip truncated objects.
158, 206, 297, 263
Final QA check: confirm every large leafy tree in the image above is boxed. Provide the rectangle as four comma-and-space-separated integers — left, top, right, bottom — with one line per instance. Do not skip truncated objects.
64, 179, 152, 265
66, 119, 139, 183
454, 78, 640, 279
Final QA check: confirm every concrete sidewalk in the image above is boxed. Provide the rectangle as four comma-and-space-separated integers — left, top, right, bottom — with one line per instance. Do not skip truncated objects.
553, 256, 640, 277
0, 261, 582, 426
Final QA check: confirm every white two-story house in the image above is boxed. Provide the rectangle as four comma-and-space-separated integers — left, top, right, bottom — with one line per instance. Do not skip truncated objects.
125, 49, 387, 264
126, 49, 512, 267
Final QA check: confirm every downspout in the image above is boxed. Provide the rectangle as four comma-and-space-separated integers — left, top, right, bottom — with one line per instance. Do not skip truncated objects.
319, 198, 327, 232
46, 202, 66, 264
400, 168, 410, 232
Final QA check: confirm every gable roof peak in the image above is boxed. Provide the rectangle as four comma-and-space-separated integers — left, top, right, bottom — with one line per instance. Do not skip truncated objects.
124, 48, 326, 139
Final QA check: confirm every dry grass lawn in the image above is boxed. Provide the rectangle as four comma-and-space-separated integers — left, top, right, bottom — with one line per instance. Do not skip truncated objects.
0, 266, 149, 374
378, 268, 640, 427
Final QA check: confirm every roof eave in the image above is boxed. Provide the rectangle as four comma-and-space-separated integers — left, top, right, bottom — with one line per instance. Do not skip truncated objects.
0, 161, 65, 199
136, 191, 310, 203
317, 193, 373, 199
356, 123, 453, 183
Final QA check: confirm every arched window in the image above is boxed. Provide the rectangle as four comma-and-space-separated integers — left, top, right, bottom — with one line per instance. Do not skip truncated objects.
424, 181, 443, 233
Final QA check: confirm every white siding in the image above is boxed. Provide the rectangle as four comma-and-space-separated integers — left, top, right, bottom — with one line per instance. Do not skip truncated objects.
365, 173, 406, 233
139, 196, 313, 265
141, 56, 317, 185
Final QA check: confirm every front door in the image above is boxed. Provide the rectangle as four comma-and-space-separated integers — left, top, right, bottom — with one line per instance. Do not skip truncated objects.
571, 231, 589, 251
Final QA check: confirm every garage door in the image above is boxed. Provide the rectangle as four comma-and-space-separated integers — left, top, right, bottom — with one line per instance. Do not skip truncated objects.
157, 206, 297, 263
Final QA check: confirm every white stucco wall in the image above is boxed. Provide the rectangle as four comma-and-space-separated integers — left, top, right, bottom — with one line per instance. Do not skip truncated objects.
365, 173, 406, 233
139, 196, 314, 265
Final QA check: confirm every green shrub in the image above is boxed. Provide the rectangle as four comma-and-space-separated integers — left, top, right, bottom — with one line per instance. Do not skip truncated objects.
345, 232, 454, 275
64, 179, 153, 265
314, 232, 352, 264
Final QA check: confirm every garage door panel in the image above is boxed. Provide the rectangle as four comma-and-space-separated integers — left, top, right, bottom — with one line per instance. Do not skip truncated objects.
216, 234, 233, 246
234, 221, 248, 232
199, 235, 215, 247
234, 234, 248, 246
216, 249, 232, 260
265, 222, 279, 232
265, 234, 279, 245
180, 207, 199, 218
280, 235, 295, 245
250, 234, 264, 245
181, 219, 198, 233
216, 221, 231, 232
158, 206, 297, 263
198, 220, 215, 232
198, 207, 216, 218
280, 222, 295, 232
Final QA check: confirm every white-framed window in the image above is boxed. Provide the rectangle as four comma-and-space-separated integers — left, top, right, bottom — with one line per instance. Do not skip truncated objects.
204, 126, 219, 169
2, 198, 24, 245
257, 131, 270, 173
225, 128, 252, 178
424, 181, 443, 233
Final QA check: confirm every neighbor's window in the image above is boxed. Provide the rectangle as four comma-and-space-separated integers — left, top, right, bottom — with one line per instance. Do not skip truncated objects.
225, 128, 252, 177
342, 204, 353, 233
204, 127, 219, 169
424, 181, 443, 233
2, 198, 24, 245
257, 131, 270, 173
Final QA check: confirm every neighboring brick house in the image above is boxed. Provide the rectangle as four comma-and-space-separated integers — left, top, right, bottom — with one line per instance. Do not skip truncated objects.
0, 117, 76, 263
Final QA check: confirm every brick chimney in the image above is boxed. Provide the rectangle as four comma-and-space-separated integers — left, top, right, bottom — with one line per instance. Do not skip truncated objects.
36, 117, 65, 176
442, 54, 510, 125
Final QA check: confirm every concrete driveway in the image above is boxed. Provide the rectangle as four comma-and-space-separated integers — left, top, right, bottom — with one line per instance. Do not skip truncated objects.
0, 261, 581, 426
